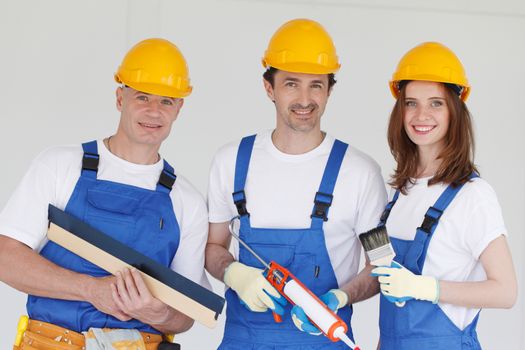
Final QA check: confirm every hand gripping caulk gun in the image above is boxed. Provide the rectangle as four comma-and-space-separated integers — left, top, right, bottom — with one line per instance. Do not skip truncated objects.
228, 217, 360, 350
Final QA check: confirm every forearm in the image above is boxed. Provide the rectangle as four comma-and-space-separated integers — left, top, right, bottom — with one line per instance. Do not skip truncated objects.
205, 242, 235, 282
340, 264, 379, 304
439, 235, 517, 309
439, 279, 517, 309
150, 306, 194, 334
0, 235, 94, 301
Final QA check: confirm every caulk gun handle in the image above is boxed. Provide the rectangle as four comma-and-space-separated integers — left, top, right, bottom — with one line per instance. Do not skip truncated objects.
264, 261, 289, 324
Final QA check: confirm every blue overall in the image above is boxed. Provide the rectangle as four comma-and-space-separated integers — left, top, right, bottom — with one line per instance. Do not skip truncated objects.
378, 176, 481, 350
27, 141, 180, 334
219, 135, 354, 350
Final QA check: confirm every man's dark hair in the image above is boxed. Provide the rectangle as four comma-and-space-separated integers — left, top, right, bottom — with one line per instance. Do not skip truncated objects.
263, 67, 337, 89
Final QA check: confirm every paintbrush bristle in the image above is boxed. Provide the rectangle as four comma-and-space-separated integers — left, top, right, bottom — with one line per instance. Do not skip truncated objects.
359, 226, 391, 252
358, 225, 395, 266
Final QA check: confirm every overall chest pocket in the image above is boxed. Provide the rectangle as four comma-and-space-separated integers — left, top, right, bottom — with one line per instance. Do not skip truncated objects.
87, 189, 139, 220
240, 243, 295, 270
86, 189, 140, 241
239, 242, 318, 288
82, 190, 140, 276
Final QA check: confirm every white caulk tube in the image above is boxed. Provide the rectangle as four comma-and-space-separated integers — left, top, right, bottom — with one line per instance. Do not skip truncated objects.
284, 279, 360, 349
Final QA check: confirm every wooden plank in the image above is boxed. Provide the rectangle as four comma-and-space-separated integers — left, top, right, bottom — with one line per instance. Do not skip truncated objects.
47, 222, 221, 329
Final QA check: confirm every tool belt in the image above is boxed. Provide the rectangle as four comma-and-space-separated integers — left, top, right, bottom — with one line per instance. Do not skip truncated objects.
13, 317, 166, 350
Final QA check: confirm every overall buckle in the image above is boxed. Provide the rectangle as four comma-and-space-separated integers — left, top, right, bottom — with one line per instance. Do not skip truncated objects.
419, 207, 443, 234
82, 153, 99, 171
311, 192, 333, 222
232, 190, 249, 216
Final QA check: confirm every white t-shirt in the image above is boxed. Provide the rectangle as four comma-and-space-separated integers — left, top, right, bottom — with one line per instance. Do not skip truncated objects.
208, 130, 387, 286
0, 140, 210, 288
385, 176, 507, 330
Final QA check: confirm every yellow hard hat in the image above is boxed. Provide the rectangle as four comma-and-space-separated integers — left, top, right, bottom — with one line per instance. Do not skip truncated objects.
115, 38, 192, 98
262, 18, 340, 74
390, 42, 470, 101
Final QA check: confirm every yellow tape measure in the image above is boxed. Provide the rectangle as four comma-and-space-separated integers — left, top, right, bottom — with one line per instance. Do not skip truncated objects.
14, 315, 29, 347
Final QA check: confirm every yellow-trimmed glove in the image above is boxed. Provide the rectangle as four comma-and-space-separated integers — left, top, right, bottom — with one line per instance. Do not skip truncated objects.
291, 289, 348, 335
372, 261, 440, 304
224, 261, 287, 314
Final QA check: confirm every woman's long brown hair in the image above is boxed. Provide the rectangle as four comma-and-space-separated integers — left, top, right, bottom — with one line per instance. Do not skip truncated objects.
387, 82, 478, 194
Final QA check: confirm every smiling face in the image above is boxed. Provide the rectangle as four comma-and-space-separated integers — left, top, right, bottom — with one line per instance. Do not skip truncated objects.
264, 70, 331, 135
115, 86, 183, 148
403, 81, 450, 156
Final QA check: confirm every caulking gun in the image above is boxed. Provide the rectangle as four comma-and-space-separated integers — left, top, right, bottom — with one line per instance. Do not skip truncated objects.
228, 217, 360, 350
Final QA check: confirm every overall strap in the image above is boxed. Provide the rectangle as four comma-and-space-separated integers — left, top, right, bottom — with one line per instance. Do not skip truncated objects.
81, 141, 99, 179
310, 139, 348, 230
405, 173, 479, 274
463, 310, 481, 335
378, 190, 401, 227
232, 135, 256, 219
156, 160, 177, 194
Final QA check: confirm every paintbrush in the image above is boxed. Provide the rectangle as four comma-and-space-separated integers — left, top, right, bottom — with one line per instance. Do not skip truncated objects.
360, 226, 406, 307
358, 225, 395, 267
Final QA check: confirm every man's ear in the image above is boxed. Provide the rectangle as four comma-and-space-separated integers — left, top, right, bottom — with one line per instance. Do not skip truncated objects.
263, 78, 275, 102
170, 98, 185, 122
115, 86, 124, 111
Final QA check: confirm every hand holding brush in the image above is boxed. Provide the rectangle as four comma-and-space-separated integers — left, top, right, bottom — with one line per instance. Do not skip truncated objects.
359, 226, 405, 307
372, 261, 440, 305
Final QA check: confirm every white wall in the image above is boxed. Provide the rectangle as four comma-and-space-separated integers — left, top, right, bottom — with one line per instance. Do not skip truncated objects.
1, 0, 523, 349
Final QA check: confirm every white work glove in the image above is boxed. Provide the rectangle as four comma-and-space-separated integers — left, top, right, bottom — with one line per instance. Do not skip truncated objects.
291, 289, 348, 335
371, 261, 440, 304
223, 261, 287, 314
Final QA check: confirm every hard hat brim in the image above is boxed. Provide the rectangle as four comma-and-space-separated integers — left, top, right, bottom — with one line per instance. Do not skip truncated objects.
262, 60, 340, 75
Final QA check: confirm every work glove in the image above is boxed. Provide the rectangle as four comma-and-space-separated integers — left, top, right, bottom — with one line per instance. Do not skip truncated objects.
291, 289, 348, 335
223, 261, 287, 314
371, 261, 440, 304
